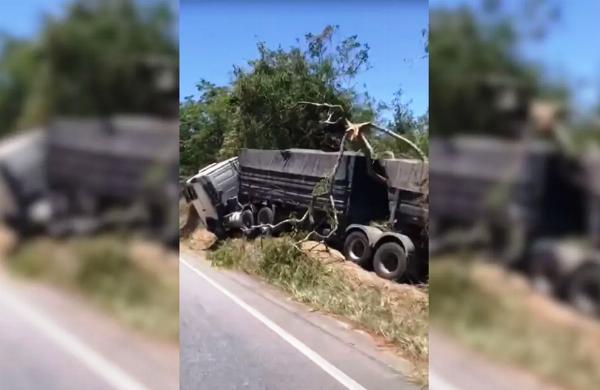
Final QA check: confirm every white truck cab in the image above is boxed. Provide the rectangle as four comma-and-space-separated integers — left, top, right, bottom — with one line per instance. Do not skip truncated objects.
184, 157, 240, 234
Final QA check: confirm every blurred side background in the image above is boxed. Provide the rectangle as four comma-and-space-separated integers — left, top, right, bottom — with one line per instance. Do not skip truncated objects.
429, 0, 600, 389
0, 1, 179, 389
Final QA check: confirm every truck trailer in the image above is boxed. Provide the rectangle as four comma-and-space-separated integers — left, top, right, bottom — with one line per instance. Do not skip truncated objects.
185, 148, 429, 281
429, 136, 585, 261
0, 116, 179, 245
429, 135, 600, 317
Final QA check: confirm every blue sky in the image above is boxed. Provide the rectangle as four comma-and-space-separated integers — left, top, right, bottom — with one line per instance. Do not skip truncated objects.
180, 0, 429, 117
4, 1, 596, 115
0, 0, 178, 39
0, 1, 66, 38
431, 0, 600, 113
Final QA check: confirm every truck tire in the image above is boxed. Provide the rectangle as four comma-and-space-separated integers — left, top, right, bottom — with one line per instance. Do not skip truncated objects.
343, 231, 373, 267
257, 206, 274, 225
373, 242, 407, 281
487, 206, 527, 265
528, 241, 560, 296
566, 263, 600, 317
241, 209, 254, 228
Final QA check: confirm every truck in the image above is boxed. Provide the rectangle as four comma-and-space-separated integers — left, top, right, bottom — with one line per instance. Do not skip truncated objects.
184, 148, 428, 281
0, 116, 179, 246
429, 135, 600, 317
0, 130, 47, 234
528, 150, 600, 317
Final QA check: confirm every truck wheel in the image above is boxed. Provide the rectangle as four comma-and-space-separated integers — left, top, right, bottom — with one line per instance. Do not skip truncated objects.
373, 242, 407, 281
343, 231, 373, 267
257, 206, 274, 225
241, 209, 254, 228
529, 241, 561, 296
566, 264, 600, 317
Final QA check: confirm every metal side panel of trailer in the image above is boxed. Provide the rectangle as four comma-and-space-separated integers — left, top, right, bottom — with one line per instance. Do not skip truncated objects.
380, 158, 429, 227
238, 148, 390, 225
585, 151, 600, 247
429, 136, 552, 225
380, 158, 428, 194
46, 116, 178, 201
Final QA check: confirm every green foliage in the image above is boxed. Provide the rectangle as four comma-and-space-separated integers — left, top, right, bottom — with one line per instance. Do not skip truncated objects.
180, 81, 232, 175
0, 38, 42, 133
372, 89, 429, 158
430, 6, 538, 137
209, 238, 249, 269
429, 1, 569, 138
180, 25, 427, 174
0, 0, 177, 136
257, 239, 327, 290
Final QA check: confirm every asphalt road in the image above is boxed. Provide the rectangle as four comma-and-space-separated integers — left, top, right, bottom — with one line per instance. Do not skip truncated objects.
180, 250, 418, 390
0, 269, 178, 390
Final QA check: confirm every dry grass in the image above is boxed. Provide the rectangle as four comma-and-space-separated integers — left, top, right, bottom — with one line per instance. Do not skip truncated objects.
431, 256, 600, 390
208, 236, 429, 384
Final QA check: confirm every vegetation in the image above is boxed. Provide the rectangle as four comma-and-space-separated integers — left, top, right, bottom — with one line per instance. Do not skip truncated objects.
180, 25, 428, 176
8, 236, 179, 341
430, 0, 567, 137
431, 257, 600, 390
0, 0, 177, 136
208, 237, 429, 384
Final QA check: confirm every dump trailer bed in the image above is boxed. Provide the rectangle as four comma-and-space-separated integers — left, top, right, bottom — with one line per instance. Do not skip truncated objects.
381, 158, 429, 228
585, 151, 600, 247
47, 117, 178, 201
44, 116, 179, 243
430, 135, 587, 267
238, 148, 390, 231
430, 137, 553, 229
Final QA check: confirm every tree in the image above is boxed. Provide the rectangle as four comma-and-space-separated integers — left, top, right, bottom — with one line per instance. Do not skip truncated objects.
0, 0, 177, 136
369, 89, 428, 159
180, 81, 232, 175
429, 2, 565, 137
226, 26, 371, 154
0, 38, 40, 134
180, 25, 379, 174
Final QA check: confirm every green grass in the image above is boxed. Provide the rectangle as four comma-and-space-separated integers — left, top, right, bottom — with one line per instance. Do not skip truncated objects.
208, 237, 429, 383
8, 236, 178, 341
430, 257, 600, 390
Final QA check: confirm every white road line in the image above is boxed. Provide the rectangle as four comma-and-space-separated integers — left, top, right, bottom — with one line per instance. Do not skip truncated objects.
429, 371, 462, 390
0, 287, 148, 390
181, 256, 368, 390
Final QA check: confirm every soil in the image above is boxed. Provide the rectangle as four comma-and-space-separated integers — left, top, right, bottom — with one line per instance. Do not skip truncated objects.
0, 225, 17, 257
301, 240, 428, 303
472, 261, 600, 346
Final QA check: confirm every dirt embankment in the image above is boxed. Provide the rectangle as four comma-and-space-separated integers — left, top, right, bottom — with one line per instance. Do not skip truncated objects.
299, 240, 428, 304
184, 226, 427, 304
472, 261, 600, 346
431, 257, 600, 390
0, 225, 17, 257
